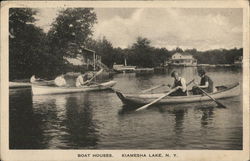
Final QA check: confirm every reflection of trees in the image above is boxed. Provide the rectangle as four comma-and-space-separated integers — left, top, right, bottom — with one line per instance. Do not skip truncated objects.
171, 109, 186, 137
64, 93, 98, 148
160, 107, 187, 147
166, 107, 187, 148
10, 89, 47, 149
198, 106, 214, 127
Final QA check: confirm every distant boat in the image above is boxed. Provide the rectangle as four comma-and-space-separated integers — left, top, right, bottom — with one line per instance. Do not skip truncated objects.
234, 56, 243, 67
113, 64, 136, 73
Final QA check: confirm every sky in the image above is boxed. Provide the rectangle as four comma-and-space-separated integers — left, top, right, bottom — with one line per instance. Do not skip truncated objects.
34, 8, 243, 51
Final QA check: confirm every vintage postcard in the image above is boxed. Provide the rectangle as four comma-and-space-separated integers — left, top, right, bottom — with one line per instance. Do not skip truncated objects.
1, 1, 249, 161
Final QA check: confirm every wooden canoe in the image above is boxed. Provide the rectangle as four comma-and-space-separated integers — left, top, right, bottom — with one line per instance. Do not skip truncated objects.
9, 82, 31, 89
9, 80, 55, 89
32, 80, 116, 95
116, 82, 240, 106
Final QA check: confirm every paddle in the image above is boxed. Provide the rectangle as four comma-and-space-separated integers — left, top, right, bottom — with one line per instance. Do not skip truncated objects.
136, 87, 179, 111
85, 69, 104, 85
136, 79, 195, 111
86, 80, 118, 92
194, 85, 226, 108
141, 84, 169, 93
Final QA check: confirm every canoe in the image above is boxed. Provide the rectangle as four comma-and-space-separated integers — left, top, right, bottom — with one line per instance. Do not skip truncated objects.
9, 82, 31, 89
32, 80, 55, 86
9, 80, 55, 89
116, 82, 240, 106
32, 80, 116, 95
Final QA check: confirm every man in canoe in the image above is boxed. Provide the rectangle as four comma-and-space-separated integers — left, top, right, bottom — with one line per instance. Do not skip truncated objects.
168, 71, 187, 96
75, 73, 91, 87
192, 69, 214, 95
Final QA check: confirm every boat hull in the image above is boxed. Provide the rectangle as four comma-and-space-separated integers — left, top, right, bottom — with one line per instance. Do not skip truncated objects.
9, 82, 31, 89
32, 81, 116, 95
116, 83, 240, 105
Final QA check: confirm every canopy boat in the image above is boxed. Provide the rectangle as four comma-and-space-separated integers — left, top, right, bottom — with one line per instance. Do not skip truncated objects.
116, 82, 240, 106
32, 80, 116, 95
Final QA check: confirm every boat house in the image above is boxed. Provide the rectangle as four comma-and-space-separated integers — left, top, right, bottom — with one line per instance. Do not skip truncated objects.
64, 47, 106, 71
167, 52, 197, 66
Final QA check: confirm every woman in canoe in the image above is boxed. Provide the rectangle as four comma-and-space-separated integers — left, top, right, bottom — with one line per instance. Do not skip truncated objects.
168, 71, 187, 96
192, 69, 214, 95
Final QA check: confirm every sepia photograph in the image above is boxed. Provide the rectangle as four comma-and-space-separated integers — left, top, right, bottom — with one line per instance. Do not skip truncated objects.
1, 1, 249, 161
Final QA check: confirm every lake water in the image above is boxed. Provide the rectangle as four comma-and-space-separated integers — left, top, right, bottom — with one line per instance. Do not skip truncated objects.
9, 67, 243, 149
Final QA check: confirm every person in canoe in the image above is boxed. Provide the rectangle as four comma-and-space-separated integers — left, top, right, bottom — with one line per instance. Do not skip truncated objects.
30, 75, 36, 83
168, 71, 187, 96
75, 73, 91, 87
192, 69, 214, 95
54, 75, 67, 87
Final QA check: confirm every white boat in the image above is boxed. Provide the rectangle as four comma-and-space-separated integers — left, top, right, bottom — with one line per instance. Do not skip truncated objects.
9, 82, 31, 89
113, 64, 136, 73
32, 81, 116, 95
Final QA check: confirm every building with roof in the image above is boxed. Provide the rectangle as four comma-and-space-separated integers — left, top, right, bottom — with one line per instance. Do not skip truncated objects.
64, 47, 109, 71
167, 52, 197, 67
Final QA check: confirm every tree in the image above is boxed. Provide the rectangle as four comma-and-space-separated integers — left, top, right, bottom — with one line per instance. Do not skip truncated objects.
128, 37, 154, 67
47, 8, 97, 58
153, 47, 170, 66
9, 8, 48, 80
174, 47, 183, 53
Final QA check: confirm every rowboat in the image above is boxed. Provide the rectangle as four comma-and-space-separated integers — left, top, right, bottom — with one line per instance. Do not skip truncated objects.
32, 80, 116, 95
116, 82, 240, 106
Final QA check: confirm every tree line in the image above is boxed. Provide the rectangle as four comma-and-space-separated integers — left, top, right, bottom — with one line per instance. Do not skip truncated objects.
9, 8, 242, 80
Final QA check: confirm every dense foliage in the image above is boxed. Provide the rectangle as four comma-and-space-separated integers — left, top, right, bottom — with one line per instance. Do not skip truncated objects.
9, 8, 97, 80
9, 8, 243, 80
9, 8, 48, 79
47, 8, 97, 58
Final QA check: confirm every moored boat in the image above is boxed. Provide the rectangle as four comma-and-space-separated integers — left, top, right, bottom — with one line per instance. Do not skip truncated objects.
116, 82, 240, 106
32, 80, 116, 95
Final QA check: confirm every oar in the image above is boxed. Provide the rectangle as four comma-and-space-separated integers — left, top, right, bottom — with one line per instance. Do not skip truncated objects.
141, 79, 195, 94
136, 87, 178, 111
136, 79, 195, 112
141, 84, 168, 93
86, 69, 104, 84
87, 81, 119, 93
195, 86, 226, 108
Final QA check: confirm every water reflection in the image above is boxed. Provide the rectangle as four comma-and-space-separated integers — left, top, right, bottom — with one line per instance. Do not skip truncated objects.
9, 66, 242, 149
197, 106, 215, 127
9, 89, 47, 149
63, 94, 98, 149
31, 93, 98, 149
